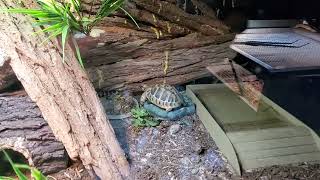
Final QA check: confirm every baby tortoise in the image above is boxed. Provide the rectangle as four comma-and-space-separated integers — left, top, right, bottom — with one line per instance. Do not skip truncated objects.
140, 84, 186, 111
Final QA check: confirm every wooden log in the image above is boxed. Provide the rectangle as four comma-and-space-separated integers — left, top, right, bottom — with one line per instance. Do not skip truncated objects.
191, 0, 217, 18
0, 58, 19, 93
78, 27, 236, 91
0, 91, 68, 174
131, 0, 230, 35
123, 2, 193, 36
82, 0, 230, 35
0, 0, 129, 179
75, 0, 235, 92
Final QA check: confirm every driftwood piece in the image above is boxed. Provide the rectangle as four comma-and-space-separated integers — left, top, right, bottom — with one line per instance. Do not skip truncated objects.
124, 3, 193, 36
191, 0, 217, 18
0, 1, 129, 179
77, 26, 236, 91
131, 0, 230, 35
82, 0, 230, 35
0, 58, 19, 93
0, 91, 68, 174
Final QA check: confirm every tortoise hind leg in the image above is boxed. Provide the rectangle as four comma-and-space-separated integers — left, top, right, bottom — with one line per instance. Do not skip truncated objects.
166, 107, 173, 112
140, 91, 148, 105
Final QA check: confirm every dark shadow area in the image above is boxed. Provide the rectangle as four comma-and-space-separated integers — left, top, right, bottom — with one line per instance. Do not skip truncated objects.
109, 119, 131, 161
0, 149, 28, 176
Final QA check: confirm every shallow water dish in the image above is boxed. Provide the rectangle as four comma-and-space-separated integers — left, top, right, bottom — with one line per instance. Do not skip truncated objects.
143, 93, 195, 120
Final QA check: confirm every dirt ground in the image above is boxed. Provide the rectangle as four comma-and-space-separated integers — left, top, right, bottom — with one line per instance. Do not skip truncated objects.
50, 98, 320, 180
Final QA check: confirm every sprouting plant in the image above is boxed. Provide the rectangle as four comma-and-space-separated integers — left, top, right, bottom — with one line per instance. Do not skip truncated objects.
0, 150, 47, 180
131, 106, 160, 127
163, 51, 169, 84
3, 0, 139, 68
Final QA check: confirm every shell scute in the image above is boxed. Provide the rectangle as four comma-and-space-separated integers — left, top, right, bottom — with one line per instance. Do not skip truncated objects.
144, 84, 184, 111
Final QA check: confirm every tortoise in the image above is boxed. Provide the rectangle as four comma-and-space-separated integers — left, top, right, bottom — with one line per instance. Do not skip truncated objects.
140, 84, 185, 111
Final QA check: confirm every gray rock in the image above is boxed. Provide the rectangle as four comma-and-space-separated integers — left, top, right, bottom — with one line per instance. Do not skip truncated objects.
180, 157, 192, 168
260, 176, 269, 180
192, 143, 203, 154
180, 118, 194, 127
169, 124, 182, 135
189, 153, 201, 164
191, 168, 199, 175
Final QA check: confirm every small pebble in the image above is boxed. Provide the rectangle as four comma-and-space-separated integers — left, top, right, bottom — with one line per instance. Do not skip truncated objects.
191, 168, 199, 174
260, 176, 269, 180
192, 143, 203, 154
89, 28, 105, 38
189, 153, 201, 164
180, 157, 192, 167
140, 158, 148, 163
169, 124, 181, 135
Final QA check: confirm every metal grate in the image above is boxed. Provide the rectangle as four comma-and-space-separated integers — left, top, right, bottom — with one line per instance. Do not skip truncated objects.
231, 30, 320, 72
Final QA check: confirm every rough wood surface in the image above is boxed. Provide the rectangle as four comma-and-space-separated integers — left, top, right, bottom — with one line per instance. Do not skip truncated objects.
77, 26, 236, 92
0, 91, 68, 174
0, 0, 235, 93
0, 1, 129, 179
78, 0, 235, 92
0, 59, 19, 92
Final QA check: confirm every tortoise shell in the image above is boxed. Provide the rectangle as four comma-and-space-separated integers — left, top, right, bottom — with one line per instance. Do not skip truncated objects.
140, 84, 184, 111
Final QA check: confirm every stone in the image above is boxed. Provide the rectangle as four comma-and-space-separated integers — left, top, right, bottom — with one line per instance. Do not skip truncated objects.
191, 168, 199, 175
260, 176, 269, 180
169, 124, 182, 135
180, 157, 192, 167
180, 118, 194, 127
192, 143, 203, 154
89, 28, 105, 38
189, 153, 201, 164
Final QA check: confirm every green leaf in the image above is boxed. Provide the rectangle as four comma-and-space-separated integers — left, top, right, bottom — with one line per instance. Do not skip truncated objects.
0, 176, 15, 180
70, 0, 81, 14
13, 164, 31, 170
39, 27, 64, 46
1, 0, 128, 68
71, 37, 84, 68
2, 150, 28, 180
119, 7, 140, 29
146, 119, 159, 127
31, 168, 47, 180
61, 25, 70, 63
94, 0, 125, 24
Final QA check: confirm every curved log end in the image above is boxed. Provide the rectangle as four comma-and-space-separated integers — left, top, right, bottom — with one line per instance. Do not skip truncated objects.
0, 93, 68, 175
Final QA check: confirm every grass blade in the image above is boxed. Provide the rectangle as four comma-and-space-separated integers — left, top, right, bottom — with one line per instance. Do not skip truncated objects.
0, 176, 15, 180
13, 164, 31, 170
119, 7, 140, 28
2, 150, 28, 180
61, 25, 70, 63
31, 168, 47, 180
71, 37, 84, 68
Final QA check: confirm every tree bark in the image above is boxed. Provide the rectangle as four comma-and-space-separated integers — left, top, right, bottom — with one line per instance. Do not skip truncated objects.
0, 0, 236, 93
0, 59, 19, 93
78, 29, 236, 91
0, 91, 68, 175
78, 0, 235, 92
0, 1, 129, 179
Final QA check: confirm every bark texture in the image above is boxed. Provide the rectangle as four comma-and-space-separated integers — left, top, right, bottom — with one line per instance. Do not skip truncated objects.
79, 30, 235, 91
0, 91, 68, 174
0, 1, 129, 179
0, 1, 236, 93
78, 0, 236, 92
0, 60, 19, 92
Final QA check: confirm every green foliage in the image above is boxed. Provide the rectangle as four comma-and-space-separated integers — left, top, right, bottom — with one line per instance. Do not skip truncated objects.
131, 106, 160, 127
0, 150, 47, 180
2, 0, 139, 68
